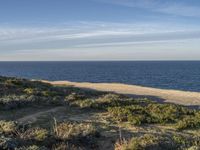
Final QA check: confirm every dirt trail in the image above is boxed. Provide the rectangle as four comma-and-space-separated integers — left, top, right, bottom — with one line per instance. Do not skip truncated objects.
44, 80, 200, 107
17, 106, 65, 123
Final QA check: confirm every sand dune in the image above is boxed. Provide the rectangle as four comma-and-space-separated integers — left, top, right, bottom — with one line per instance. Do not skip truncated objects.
45, 81, 200, 107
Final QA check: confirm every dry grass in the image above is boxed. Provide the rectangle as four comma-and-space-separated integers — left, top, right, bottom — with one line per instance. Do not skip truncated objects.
0, 120, 17, 133
54, 121, 97, 140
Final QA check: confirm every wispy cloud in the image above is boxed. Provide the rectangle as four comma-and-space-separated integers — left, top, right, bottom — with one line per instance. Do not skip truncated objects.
94, 0, 200, 17
0, 21, 200, 60
0, 22, 199, 50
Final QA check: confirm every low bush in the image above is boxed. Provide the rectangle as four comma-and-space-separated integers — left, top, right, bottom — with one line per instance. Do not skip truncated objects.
52, 121, 100, 149
108, 103, 196, 126
20, 128, 49, 141
172, 134, 187, 146
0, 95, 39, 110
115, 134, 200, 150
24, 88, 35, 95
70, 93, 149, 110
71, 99, 96, 108
0, 136, 18, 150
175, 112, 200, 130
68, 93, 120, 109
108, 105, 149, 125
147, 104, 194, 123
0, 120, 17, 134
0, 120, 100, 149
54, 122, 98, 140
116, 134, 161, 150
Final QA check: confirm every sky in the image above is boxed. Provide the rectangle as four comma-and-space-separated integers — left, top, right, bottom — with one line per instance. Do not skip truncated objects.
0, 0, 200, 61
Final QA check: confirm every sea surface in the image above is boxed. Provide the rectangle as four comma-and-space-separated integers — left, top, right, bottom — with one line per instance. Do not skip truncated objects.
0, 61, 200, 92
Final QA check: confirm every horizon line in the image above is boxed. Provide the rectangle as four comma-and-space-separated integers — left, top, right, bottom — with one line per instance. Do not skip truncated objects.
0, 60, 200, 62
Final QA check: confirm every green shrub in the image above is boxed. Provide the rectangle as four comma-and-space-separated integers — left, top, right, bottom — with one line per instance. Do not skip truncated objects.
108, 102, 197, 126
93, 94, 126, 109
115, 134, 200, 150
187, 146, 200, 150
147, 104, 192, 123
0, 95, 39, 109
24, 88, 35, 95
108, 107, 130, 122
65, 92, 86, 102
172, 134, 187, 145
108, 105, 149, 125
21, 128, 49, 141
127, 114, 146, 125
72, 99, 95, 108
97, 93, 121, 102
69, 93, 125, 110
119, 134, 160, 150
41, 91, 59, 97
175, 112, 200, 130
5, 79, 21, 86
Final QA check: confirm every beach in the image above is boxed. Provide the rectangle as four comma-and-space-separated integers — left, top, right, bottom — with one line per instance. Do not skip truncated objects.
45, 80, 200, 107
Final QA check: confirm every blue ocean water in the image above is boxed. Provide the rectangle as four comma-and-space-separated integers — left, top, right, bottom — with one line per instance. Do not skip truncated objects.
0, 61, 200, 92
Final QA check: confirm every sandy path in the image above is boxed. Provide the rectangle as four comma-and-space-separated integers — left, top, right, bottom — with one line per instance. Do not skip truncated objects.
17, 106, 65, 123
45, 81, 200, 107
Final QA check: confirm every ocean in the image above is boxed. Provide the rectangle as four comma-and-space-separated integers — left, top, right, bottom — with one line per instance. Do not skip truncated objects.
0, 61, 200, 92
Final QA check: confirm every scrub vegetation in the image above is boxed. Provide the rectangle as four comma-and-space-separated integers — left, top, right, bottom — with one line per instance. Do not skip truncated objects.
0, 76, 199, 149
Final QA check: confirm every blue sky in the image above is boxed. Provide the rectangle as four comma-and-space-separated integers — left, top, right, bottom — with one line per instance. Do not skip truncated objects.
0, 0, 200, 60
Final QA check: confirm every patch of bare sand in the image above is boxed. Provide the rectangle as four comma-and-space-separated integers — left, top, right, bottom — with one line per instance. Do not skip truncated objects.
44, 81, 200, 107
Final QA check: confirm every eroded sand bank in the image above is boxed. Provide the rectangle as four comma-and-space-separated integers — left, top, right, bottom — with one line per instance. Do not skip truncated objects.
44, 81, 200, 107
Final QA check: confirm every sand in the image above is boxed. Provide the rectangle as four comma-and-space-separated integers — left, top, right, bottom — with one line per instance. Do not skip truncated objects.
44, 80, 200, 107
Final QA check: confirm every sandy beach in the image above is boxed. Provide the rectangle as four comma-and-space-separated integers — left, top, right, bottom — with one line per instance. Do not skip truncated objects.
44, 80, 200, 107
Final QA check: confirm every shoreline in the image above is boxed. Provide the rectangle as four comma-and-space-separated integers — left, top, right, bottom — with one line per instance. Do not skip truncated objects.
43, 80, 200, 107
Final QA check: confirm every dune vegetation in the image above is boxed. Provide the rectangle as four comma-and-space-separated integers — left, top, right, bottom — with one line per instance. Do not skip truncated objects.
0, 76, 199, 150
